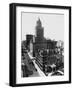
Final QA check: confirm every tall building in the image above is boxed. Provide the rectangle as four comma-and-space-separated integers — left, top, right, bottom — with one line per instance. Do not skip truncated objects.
34, 18, 47, 52
26, 34, 33, 44
35, 18, 44, 43
33, 18, 57, 56
26, 34, 33, 51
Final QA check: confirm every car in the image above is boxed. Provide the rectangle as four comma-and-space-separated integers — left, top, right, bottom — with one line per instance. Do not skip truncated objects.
46, 66, 52, 73
51, 71, 64, 76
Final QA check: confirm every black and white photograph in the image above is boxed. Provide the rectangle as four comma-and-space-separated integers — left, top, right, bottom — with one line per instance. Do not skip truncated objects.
10, 3, 71, 86
21, 12, 64, 77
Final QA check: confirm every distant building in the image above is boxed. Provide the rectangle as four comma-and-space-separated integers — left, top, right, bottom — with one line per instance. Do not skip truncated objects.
35, 18, 44, 42
34, 18, 46, 51
34, 18, 57, 54
25, 18, 57, 57
26, 34, 33, 51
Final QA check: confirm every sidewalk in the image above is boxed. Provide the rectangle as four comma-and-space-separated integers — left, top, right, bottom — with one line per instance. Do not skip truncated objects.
28, 52, 46, 77
33, 60, 46, 77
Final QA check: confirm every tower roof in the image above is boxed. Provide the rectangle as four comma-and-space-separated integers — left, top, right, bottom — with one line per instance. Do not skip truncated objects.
37, 18, 42, 26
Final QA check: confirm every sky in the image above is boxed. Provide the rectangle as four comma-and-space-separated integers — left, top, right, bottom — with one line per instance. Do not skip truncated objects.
21, 12, 64, 41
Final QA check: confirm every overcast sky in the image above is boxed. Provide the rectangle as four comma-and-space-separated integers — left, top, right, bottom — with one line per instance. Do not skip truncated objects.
22, 12, 64, 41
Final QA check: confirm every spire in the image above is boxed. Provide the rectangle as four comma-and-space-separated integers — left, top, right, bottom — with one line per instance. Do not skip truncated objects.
37, 18, 42, 27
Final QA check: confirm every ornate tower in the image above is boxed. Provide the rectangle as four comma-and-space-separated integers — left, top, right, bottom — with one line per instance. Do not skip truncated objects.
35, 18, 44, 42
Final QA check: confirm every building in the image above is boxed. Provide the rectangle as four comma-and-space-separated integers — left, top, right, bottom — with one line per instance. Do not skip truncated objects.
26, 34, 33, 51
34, 18, 46, 52
33, 18, 57, 54
33, 18, 57, 74
35, 18, 44, 42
